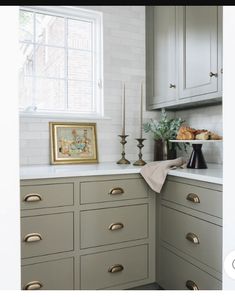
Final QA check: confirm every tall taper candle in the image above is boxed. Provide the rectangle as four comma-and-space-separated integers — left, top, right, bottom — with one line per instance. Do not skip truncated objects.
140, 82, 143, 138
122, 83, 126, 135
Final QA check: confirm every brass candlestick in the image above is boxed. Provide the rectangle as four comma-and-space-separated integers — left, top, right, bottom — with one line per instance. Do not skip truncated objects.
116, 135, 130, 164
133, 138, 146, 166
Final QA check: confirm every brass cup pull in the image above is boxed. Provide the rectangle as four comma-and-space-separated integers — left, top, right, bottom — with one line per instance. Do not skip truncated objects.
186, 232, 200, 244
169, 83, 176, 88
24, 193, 42, 202
109, 187, 124, 195
186, 280, 199, 290
23, 281, 43, 290
24, 233, 42, 243
108, 222, 124, 231
209, 71, 218, 77
108, 264, 124, 273
186, 193, 200, 203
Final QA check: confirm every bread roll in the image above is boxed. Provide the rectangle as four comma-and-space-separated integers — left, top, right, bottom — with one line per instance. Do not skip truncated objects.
195, 132, 210, 140
176, 126, 195, 140
210, 132, 222, 140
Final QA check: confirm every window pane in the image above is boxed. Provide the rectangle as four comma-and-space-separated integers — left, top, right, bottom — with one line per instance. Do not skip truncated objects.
68, 80, 93, 112
35, 46, 65, 78
19, 43, 34, 76
68, 49, 92, 81
35, 78, 65, 110
19, 10, 34, 42
68, 19, 92, 50
36, 13, 65, 46
19, 76, 33, 108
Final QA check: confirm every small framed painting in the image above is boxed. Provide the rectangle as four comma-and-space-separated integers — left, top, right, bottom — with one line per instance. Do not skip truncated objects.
50, 122, 98, 164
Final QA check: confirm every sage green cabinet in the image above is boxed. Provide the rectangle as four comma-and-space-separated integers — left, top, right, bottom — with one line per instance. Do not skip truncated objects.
146, 6, 177, 109
21, 212, 74, 258
156, 176, 222, 290
178, 6, 219, 99
81, 245, 148, 290
20, 174, 155, 290
80, 204, 148, 249
21, 258, 74, 290
159, 247, 222, 290
146, 6, 222, 110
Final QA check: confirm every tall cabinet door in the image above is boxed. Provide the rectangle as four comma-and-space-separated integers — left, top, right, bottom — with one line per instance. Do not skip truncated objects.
178, 6, 219, 99
146, 6, 177, 109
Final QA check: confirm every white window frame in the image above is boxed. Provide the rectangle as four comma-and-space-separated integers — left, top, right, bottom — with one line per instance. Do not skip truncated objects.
19, 5, 104, 119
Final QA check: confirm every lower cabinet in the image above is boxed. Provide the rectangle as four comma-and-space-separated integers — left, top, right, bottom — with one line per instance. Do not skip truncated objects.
20, 174, 155, 290
159, 247, 221, 290
21, 258, 74, 290
156, 176, 222, 290
81, 245, 148, 290
20, 173, 222, 290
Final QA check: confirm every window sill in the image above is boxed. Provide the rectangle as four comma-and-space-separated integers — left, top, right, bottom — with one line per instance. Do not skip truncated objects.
19, 111, 112, 120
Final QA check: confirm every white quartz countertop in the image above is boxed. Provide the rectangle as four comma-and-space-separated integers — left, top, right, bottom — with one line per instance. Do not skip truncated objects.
20, 162, 222, 185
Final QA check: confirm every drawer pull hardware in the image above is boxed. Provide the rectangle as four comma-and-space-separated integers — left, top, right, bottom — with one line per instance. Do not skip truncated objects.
169, 83, 176, 88
24, 280, 43, 290
186, 193, 200, 203
186, 280, 199, 290
186, 232, 200, 244
209, 71, 218, 77
108, 264, 124, 273
24, 233, 42, 243
109, 187, 124, 195
24, 193, 42, 202
108, 222, 124, 231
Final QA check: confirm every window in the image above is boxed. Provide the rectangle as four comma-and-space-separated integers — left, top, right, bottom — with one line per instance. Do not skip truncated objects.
19, 6, 103, 117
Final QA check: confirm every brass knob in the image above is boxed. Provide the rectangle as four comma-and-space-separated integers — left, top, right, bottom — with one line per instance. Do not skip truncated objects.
186, 193, 200, 203
108, 222, 124, 231
169, 83, 176, 88
23, 193, 42, 202
108, 264, 124, 273
109, 187, 124, 195
23, 280, 43, 290
209, 72, 218, 77
186, 232, 200, 244
186, 280, 199, 290
24, 233, 42, 243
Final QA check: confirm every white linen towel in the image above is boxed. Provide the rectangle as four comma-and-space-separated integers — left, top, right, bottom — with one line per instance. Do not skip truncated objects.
140, 157, 185, 193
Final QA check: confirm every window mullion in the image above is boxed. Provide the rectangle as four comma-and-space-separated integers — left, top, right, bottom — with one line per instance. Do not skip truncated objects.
65, 17, 68, 111
32, 11, 36, 109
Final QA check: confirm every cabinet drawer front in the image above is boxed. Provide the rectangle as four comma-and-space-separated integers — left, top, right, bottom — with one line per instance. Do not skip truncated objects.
81, 245, 148, 289
21, 183, 74, 210
81, 204, 148, 249
80, 178, 148, 204
21, 212, 74, 258
160, 247, 221, 290
21, 257, 74, 290
161, 206, 222, 272
161, 180, 222, 218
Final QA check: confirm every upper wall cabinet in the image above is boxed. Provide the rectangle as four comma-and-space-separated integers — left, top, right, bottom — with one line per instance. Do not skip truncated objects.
146, 6, 222, 110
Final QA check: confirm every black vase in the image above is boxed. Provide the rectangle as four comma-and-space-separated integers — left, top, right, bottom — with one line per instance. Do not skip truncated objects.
154, 139, 177, 161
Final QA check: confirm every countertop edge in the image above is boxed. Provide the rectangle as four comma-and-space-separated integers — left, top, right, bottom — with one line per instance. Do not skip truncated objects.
20, 163, 223, 185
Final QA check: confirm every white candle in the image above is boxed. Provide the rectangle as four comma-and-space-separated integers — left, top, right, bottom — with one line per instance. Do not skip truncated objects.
140, 82, 143, 138
122, 83, 126, 135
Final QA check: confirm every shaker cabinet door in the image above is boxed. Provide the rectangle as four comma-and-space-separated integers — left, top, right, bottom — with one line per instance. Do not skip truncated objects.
146, 6, 177, 109
178, 6, 219, 99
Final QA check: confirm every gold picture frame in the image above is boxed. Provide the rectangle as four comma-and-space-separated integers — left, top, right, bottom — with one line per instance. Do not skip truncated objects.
50, 122, 98, 164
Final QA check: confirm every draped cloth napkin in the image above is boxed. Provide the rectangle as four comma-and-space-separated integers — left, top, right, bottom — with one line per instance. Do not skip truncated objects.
140, 157, 186, 193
